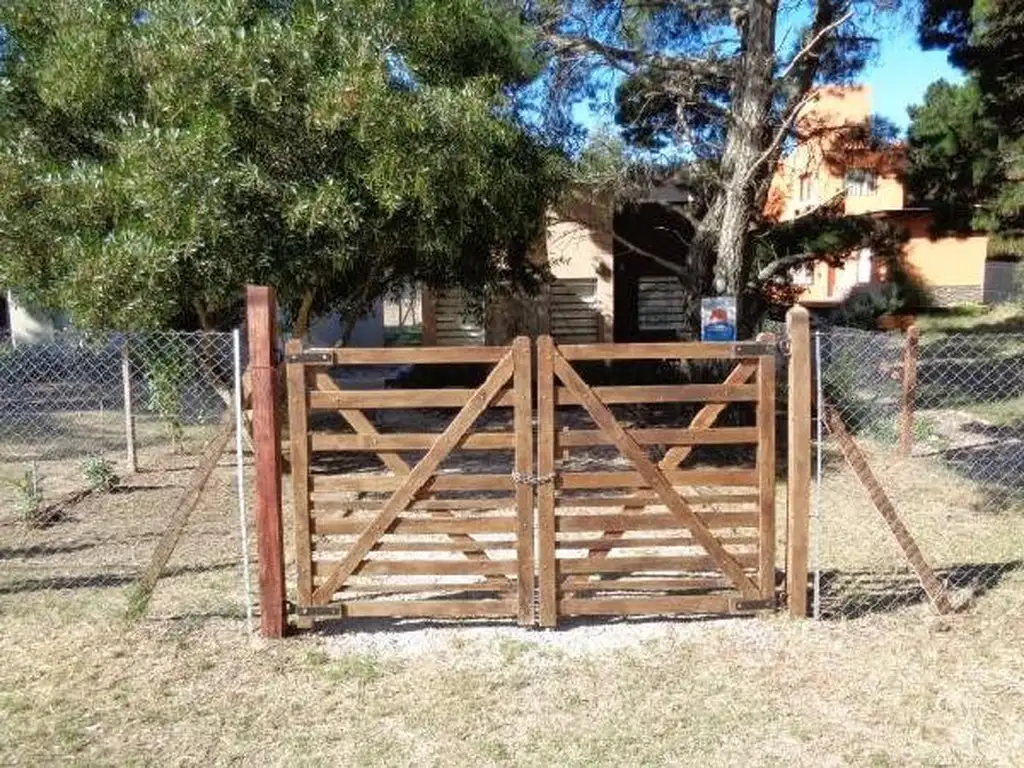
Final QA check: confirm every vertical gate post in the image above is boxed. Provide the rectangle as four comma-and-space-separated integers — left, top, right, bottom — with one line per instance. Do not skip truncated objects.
755, 333, 776, 603
536, 335, 558, 628
285, 338, 314, 626
786, 306, 812, 618
511, 336, 535, 626
246, 285, 287, 638
899, 325, 919, 458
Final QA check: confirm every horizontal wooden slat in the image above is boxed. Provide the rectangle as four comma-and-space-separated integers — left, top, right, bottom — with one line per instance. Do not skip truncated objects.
300, 346, 508, 365
557, 595, 746, 616
315, 538, 519, 553
555, 511, 757, 532
309, 389, 515, 409
311, 496, 517, 511
311, 432, 516, 451
561, 577, 734, 593
334, 599, 517, 618
554, 534, 759, 550
554, 384, 757, 406
559, 469, 758, 489
312, 515, 517, 535
337, 582, 510, 594
557, 342, 756, 361
555, 553, 758, 575
311, 474, 514, 493
555, 493, 760, 507
312, 559, 519, 577
555, 427, 758, 448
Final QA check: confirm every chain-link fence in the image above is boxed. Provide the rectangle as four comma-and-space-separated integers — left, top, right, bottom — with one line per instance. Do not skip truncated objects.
0, 330, 254, 626
813, 327, 1024, 618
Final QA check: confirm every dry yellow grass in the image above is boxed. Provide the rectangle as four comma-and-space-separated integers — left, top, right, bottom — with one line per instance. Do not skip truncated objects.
1, 586, 1024, 767
2, 411, 1023, 765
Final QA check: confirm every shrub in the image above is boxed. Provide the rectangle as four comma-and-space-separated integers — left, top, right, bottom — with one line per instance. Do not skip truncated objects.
2, 467, 45, 526
141, 337, 192, 451
83, 456, 120, 492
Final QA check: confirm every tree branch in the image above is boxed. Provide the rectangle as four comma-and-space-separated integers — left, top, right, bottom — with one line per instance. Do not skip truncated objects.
612, 232, 686, 276
778, 9, 854, 80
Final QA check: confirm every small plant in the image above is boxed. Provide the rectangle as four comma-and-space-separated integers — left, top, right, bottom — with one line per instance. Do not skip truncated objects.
82, 456, 120, 492
2, 466, 45, 526
141, 338, 191, 452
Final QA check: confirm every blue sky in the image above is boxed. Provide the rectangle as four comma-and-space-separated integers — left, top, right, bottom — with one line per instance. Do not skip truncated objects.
569, 17, 964, 142
862, 23, 963, 131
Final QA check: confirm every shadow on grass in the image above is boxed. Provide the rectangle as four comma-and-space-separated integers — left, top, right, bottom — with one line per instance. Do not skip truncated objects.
304, 602, 763, 637
815, 559, 1023, 619
0, 560, 240, 595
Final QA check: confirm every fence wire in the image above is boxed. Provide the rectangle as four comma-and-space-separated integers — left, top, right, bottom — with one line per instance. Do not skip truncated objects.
0, 330, 253, 625
814, 328, 1024, 618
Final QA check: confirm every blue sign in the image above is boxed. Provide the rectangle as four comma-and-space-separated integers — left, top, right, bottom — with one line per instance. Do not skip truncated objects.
701, 297, 737, 342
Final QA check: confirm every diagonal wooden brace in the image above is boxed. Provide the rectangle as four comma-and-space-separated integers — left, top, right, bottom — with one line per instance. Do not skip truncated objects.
552, 351, 761, 599
311, 351, 515, 604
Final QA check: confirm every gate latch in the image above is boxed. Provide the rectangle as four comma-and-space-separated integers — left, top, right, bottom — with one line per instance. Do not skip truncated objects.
511, 471, 554, 486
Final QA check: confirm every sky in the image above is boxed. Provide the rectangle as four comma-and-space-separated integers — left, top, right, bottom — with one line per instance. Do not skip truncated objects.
861, 23, 964, 131
570, 13, 965, 143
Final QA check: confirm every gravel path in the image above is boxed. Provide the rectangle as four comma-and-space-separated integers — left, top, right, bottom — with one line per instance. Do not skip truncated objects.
318, 613, 780, 658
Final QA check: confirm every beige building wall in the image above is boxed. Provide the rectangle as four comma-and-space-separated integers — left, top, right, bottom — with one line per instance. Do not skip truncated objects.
544, 198, 614, 340
421, 190, 614, 345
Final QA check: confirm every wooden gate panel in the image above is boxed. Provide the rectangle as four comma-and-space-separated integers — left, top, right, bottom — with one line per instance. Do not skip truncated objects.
536, 336, 777, 623
285, 338, 533, 624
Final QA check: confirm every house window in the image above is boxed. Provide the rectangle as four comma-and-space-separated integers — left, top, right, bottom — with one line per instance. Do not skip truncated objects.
844, 168, 877, 196
637, 277, 685, 334
798, 174, 814, 203
792, 265, 813, 287
856, 248, 873, 284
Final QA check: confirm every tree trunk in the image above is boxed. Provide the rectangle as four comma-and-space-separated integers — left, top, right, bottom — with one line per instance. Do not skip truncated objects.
708, 0, 779, 325
293, 291, 315, 340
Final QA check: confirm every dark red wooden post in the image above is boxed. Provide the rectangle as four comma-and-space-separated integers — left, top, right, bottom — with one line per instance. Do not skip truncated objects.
246, 285, 287, 637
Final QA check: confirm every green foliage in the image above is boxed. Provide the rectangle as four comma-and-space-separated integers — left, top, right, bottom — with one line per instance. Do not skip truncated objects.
913, 0, 1024, 257
2, 467, 44, 525
140, 338, 191, 451
905, 79, 1001, 231
82, 456, 119, 492
0, 0, 569, 331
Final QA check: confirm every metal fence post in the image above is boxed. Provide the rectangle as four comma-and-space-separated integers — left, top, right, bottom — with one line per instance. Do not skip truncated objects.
233, 328, 255, 633
812, 330, 824, 620
121, 339, 137, 473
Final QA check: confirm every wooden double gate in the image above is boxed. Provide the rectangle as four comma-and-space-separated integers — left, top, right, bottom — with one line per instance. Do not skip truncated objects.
285, 335, 777, 627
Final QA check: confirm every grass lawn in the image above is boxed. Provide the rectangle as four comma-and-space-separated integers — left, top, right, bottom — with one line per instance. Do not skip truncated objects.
1, 588, 1023, 766
913, 303, 1024, 335
2, 402, 1023, 765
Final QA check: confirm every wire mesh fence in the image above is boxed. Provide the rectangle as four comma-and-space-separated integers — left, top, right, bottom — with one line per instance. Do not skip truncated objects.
813, 327, 1024, 619
0, 330, 254, 625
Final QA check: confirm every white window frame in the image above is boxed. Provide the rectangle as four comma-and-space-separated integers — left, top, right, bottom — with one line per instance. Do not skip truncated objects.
791, 265, 813, 287
856, 248, 873, 284
844, 168, 877, 196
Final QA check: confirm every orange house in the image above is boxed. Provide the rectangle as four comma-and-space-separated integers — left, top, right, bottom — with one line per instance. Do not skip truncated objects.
767, 86, 991, 307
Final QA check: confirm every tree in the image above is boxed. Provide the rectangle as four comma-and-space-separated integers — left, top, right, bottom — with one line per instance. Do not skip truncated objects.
914, 0, 1024, 256
0, 0, 569, 333
905, 79, 1001, 231
534, 0, 904, 327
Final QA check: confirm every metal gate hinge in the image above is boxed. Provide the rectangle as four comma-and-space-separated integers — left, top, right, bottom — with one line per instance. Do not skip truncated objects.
285, 350, 333, 365
731, 341, 777, 358
511, 471, 554, 486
